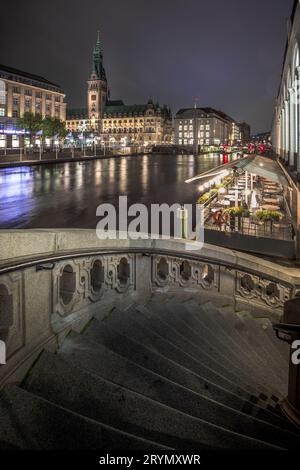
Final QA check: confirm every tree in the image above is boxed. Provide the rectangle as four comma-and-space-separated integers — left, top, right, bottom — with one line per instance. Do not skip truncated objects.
42, 117, 67, 145
17, 112, 43, 145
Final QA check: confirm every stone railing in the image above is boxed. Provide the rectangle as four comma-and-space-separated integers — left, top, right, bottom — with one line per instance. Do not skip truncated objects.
0, 229, 300, 387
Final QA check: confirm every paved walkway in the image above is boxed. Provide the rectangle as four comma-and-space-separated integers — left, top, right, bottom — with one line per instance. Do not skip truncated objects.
0, 150, 146, 168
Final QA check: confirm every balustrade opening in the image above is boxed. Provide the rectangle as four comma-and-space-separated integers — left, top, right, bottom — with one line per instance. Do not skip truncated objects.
91, 260, 104, 292
60, 265, 76, 305
0, 284, 13, 341
180, 260, 191, 281
202, 264, 214, 285
157, 258, 169, 280
118, 258, 130, 285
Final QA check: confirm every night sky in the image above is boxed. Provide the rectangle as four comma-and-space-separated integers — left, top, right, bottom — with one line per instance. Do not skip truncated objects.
0, 0, 294, 134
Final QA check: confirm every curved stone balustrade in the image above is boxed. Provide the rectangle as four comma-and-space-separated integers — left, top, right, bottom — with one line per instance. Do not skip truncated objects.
0, 229, 300, 387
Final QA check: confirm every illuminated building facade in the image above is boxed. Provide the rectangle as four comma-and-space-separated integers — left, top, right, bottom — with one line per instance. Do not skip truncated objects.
272, 0, 300, 176
0, 64, 66, 149
66, 33, 172, 146
238, 122, 251, 144
174, 107, 243, 147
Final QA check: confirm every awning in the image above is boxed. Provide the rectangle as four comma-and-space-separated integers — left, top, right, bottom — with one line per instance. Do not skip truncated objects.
235, 155, 290, 187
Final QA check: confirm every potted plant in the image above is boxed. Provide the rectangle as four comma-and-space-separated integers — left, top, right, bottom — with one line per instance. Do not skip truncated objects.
255, 210, 282, 233
226, 207, 250, 231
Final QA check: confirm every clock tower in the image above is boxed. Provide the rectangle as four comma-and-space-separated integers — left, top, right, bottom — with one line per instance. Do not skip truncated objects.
87, 31, 108, 128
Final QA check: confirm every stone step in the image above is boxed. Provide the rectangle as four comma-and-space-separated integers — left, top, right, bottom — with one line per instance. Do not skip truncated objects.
97, 307, 268, 400
22, 351, 282, 450
232, 310, 288, 382
84, 316, 289, 422
188, 300, 282, 380
59, 332, 300, 445
247, 315, 289, 364
140, 300, 278, 397
81, 320, 281, 415
184, 300, 286, 396
0, 385, 165, 450
216, 305, 287, 392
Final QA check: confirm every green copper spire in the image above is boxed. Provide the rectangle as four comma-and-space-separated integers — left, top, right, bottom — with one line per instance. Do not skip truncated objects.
92, 30, 106, 80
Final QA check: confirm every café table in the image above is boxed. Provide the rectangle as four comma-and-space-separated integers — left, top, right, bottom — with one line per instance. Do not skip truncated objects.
219, 200, 230, 207
263, 197, 280, 205
261, 204, 281, 211
264, 188, 281, 194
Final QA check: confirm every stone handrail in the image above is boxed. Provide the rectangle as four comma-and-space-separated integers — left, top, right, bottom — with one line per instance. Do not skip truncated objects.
0, 229, 300, 388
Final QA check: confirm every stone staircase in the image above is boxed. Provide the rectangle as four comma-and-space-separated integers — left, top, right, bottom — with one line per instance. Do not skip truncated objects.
0, 294, 298, 450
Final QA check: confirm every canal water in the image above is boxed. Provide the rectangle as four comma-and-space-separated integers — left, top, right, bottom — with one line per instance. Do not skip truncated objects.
0, 153, 236, 229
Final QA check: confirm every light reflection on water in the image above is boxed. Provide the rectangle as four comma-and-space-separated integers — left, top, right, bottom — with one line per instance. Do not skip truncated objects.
0, 153, 236, 229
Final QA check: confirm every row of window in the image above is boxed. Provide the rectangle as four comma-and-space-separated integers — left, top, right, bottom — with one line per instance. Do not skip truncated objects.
103, 128, 156, 134
178, 139, 210, 145
12, 86, 62, 102
178, 124, 210, 131
179, 132, 210, 138
178, 119, 210, 125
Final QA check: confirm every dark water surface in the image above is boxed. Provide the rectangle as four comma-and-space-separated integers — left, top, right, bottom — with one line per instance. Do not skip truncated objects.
0, 153, 235, 229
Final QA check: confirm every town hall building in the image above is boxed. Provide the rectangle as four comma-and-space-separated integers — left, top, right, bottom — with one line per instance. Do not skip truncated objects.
66, 33, 172, 147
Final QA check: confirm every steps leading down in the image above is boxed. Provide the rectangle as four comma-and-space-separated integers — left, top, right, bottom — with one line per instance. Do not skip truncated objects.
0, 294, 297, 449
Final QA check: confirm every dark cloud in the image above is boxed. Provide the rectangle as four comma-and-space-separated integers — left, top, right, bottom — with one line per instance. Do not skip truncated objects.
0, 0, 294, 133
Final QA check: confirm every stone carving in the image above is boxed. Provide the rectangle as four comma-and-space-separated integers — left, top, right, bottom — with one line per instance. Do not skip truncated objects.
152, 256, 218, 290
53, 255, 135, 316
236, 272, 292, 308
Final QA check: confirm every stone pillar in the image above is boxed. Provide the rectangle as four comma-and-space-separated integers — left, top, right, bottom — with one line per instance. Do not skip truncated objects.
289, 88, 294, 168
19, 87, 25, 117
296, 66, 300, 173
285, 100, 289, 162
281, 109, 285, 158
6, 83, 13, 118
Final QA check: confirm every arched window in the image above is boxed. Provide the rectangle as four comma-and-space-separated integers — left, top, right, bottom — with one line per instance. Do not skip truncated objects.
292, 44, 300, 161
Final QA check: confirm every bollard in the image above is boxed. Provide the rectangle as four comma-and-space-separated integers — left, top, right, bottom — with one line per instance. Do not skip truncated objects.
177, 207, 188, 239
273, 297, 300, 426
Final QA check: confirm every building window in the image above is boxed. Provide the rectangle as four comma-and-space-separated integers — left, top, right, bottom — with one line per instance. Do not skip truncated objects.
12, 110, 19, 118
13, 97, 19, 106
12, 135, 19, 147
206, 125, 210, 130
13, 87, 20, 93
0, 108, 4, 116
0, 135, 6, 147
